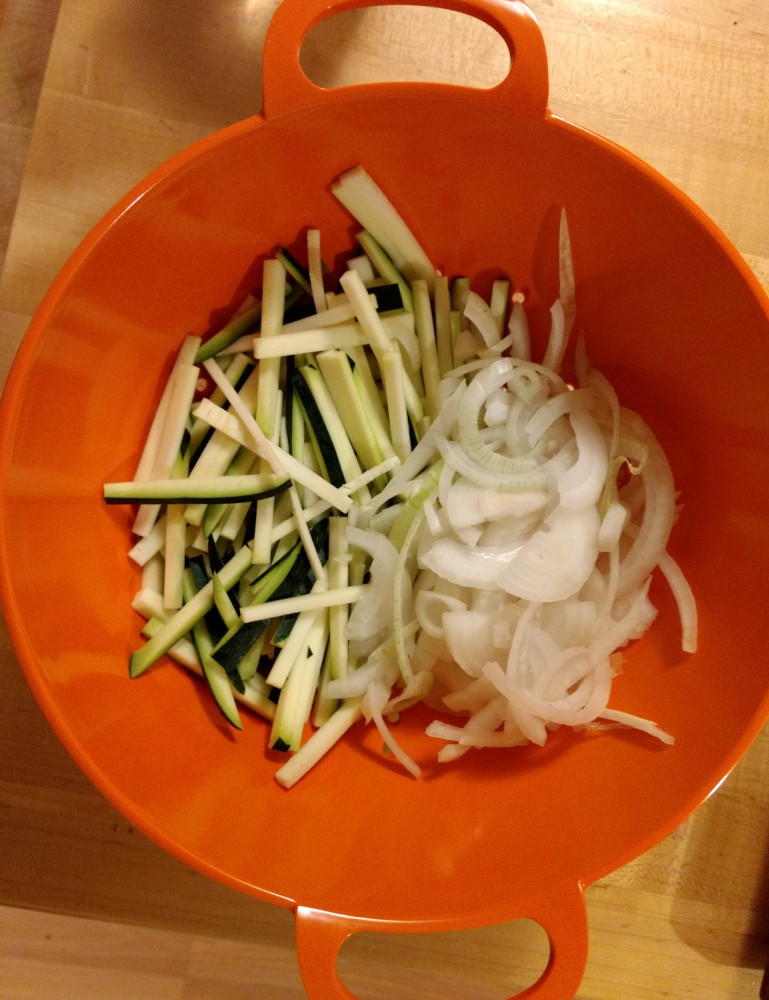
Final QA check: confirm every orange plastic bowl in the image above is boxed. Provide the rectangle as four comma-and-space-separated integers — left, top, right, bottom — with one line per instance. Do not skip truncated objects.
2, 1, 769, 997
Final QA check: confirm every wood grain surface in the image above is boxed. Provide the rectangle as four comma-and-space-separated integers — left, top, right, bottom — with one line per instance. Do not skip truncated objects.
1, 1, 768, 997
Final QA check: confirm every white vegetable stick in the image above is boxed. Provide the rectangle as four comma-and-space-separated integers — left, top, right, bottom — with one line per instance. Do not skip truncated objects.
253, 323, 365, 358
327, 516, 350, 682
163, 503, 187, 609
345, 254, 376, 283
340, 456, 400, 497
274, 697, 364, 789
253, 258, 287, 564
266, 596, 326, 689
141, 553, 165, 593
331, 165, 436, 286
128, 516, 166, 566
132, 333, 200, 482
380, 349, 411, 464
315, 350, 394, 475
149, 362, 200, 479
339, 268, 393, 362
240, 584, 368, 623
219, 303, 366, 356
297, 363, 370, 501
307, 228, 327, 313
283, 298, 367, 331
269, 497, 332, 545
131, 586, 165, 622
412, 279, 441, 423
287, 485, 327, 585
346, 345, 396, 456
434, 275, 454, 376
489, 279, 510, 338
197, 365, 353, 513
269, 612, 329, 751
132, 360, 200, 537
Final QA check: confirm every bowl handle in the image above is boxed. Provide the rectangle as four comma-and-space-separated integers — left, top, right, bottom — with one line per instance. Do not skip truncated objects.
261, 0, 549, 121
294, 881, 588, 999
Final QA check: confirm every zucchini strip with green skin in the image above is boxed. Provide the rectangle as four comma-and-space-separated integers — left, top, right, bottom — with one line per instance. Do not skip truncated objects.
210, 518, 328, 676
104, 473, 290, 504
195, 301, 262, 363
183, 569, 243, 729
129, 543, 254, 678
184, 361, 262, 525
291, 366, 345, 488
412, 279, 441, 422
345, 345, 396, 459
199, 361, 354, 513
200, 447, 260, 538
274, 696, 364, 789
315, 351, 392, 478
356, 231, 413, 312
326, 514, 350, 682
331, 165, 436, 287
139, 617, 275, 721
269, 611, 330, 752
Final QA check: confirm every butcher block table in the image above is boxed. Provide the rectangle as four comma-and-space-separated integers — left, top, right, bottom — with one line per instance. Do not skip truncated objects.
1, 1, 769, 997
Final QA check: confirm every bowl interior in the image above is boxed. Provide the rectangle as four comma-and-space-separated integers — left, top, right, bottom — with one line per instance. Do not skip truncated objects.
3, 90, 769, 925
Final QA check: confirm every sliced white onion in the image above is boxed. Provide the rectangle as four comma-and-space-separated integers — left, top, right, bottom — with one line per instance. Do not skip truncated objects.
444, 479, 548, 529
588, 577, 657, 663
597, 708, 675, 745
615, 410, 677, 599
556, 406, 609, 510
419, 535, 520, 590
456, 358, 545, 476
496, 505, 600, 602
442, 608, 503, 677
414, 589, 467, 638
464, 290, 501, 348
597, 500, 629, 553
541, 298, 567, 373
657, 549, 698, 653
485, 655, 613, 729
524, 386, 594, 447
362, 679, 421, 778
483, 387, 513, 426
345, 525, 399, 642
435, 433, 550, 492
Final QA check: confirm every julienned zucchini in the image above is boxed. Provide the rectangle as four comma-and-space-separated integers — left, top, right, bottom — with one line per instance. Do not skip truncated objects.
118, 169, 445, 778
129, 543, 254, 678
182, 569, 243, 729
290, 367, 346, 488
207, 539, 304, 672
210, 518, 330, 675
104, 473, 290, 504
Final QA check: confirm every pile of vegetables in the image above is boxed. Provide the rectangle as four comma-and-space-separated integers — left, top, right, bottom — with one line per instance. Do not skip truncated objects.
104, 166, 696, 787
